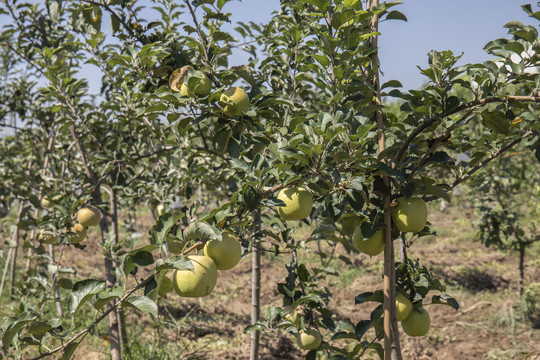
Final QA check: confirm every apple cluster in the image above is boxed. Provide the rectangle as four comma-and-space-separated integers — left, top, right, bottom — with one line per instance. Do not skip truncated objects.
38, 204, 101, 246
169, 67, 250, 117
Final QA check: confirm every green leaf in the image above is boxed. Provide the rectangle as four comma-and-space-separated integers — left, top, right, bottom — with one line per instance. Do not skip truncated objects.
385, 10, 407, 21
355, 290, 383, 304
46, 0, 61, 22
184, 222, 221, 241
156, 256, 194, 271
149, 211, 184, 246
244, 185, 259, 211
93, 286, 123, 310
355, 320, 371, 339
122, 256, 135, 278
61, 341, 80, 360
130, 250, 154, 267
244, 324, 263, 333
424, 185, 450, 202
481, 111, 509, 135
122, 296, 158, 317
431, 294, 460, 310
68, 279, 106, 315
381, 80, 402, 90
2, 313, 37, 350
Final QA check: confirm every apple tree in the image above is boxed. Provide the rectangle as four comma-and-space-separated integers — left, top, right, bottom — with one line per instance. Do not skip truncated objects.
0, 1, 539, 360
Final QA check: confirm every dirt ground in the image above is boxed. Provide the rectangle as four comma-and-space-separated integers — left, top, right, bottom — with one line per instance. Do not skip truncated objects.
56, 204, 540, 360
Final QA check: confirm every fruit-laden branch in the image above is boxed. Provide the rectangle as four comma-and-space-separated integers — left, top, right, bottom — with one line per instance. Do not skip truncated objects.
394, 95, 540, 163
30, 240, 205, 360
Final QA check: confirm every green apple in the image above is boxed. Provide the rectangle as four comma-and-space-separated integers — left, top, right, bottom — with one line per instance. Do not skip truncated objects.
203, 232, 242, 270
391, 197, 428, 233
77, 206, 101, 227
220, 87, 249, 116
68, 223, 87, 244
41, 197, 55, 209
396, 292, 413, 321
277, 187, 313, 221
352, 228, 384, 256
296, 328, 322, 350
283, 308, 301, 328
156, 203, 165, 217
401, 307, 430, 337
169, 66, 211, 96
172, 255, 217, 298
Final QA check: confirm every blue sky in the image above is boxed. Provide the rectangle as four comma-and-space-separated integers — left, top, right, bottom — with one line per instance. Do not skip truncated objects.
221, 0, 537, 90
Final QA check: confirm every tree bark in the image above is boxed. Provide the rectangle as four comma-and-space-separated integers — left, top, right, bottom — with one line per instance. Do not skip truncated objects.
518, 246, 525, 297
249, 209, 262, 360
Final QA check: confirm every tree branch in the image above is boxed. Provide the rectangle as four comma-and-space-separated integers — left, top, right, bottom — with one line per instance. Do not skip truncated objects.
394, 95, 540, 163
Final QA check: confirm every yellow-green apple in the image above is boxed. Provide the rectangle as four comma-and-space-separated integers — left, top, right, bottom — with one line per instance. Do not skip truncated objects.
156, 203, 165, 217
68, 223, 87, 244
220, 87, 249, 116
396, 292, 413, 321
172, 255, 217, 297
77, 206, 101, 227
41, 197, 55, 209
169, 66, 211, 96
203, 232, 242, 270
352, 228, 384, 256
295, 328, 322, 350
401, 307, 430, 336
391, 197, 428, 232
277, 187, 313, 221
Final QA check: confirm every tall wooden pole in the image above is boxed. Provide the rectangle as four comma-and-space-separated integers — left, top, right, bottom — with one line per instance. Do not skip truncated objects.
249, 209, 262, 360
368, 1, 402, 359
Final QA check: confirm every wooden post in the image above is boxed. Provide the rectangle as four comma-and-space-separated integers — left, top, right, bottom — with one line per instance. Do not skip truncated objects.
249, 209, 262, 360
369, 0, 402, 359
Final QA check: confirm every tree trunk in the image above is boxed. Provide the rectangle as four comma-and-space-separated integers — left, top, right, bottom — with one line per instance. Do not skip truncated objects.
0, 247, 13, 300
111, 186, 128, 349
8, 224, 19, 297
48, 244, 64, 317
1, 205, 23, 300
518, 246, 525, 297
249, 209, 262, 360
